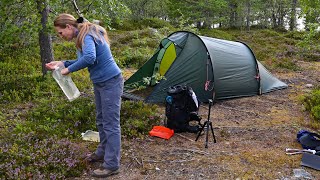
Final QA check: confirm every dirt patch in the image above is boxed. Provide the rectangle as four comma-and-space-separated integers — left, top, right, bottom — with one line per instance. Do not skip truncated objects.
71, 62, 320, 179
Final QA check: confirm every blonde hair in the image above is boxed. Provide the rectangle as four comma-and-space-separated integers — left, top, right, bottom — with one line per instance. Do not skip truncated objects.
54, 13, 110, 50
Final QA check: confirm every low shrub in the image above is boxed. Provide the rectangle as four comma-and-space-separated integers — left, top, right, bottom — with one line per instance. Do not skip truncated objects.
111, 28, 165, 68
271, 57, 300, 71
302, 87, 320, 121
17, 97, 96, 140
52, 41, 77, 61
140, 18, 173, 29
0, 47, 54, 104
0, 98, 161, 179
121, 100, 161, 138
0, 75, 55, 104
283, 31, 305, 40
200, 29, 235, 41
0, 133, 88, 180
259, 29, 281, 37
116, 47, 154, 68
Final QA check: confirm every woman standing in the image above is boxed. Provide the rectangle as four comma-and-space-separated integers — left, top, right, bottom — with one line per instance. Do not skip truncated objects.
46, 13, 123, 178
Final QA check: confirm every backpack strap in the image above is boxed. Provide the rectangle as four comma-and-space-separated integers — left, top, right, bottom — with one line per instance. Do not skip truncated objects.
309, 132, 320, 139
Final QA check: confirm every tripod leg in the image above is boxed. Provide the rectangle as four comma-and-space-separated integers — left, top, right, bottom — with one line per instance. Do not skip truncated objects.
195, 121, 207, 141
209, 122, 216, 143
205, 120, 209, 148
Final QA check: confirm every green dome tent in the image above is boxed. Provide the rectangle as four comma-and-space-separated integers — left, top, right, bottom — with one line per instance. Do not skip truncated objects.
124, 31, 287, 103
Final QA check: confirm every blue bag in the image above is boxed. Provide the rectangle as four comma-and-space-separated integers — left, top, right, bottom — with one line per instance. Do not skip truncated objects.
297, 130, 320, 150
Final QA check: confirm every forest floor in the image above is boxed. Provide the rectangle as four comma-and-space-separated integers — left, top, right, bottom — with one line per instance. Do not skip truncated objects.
72, 61, 320, 180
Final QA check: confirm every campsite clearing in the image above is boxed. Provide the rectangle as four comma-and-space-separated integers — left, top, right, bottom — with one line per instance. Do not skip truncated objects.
72, 61, 320, 180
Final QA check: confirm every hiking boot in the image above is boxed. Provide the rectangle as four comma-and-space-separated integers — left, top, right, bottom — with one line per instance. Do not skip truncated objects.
92, 168, 119, 178
85, 153, 103, 163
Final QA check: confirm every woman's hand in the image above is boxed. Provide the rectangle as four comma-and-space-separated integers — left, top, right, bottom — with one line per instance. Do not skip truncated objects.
61, 68, 70, 75
45, 61, 64, 70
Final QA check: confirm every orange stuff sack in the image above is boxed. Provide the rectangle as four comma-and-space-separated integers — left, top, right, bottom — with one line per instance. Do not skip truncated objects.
149, 126, 174, 140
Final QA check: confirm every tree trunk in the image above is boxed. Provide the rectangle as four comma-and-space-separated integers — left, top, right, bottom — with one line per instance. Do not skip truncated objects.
229, 2, 238, 28
278, 2, 286, 29
271, 10, 277, 29
196, 21, 202, 28
289, 0, 297, 31
246, 0, 251, 31
37, 0, 54, 76
219, 12, 223, 28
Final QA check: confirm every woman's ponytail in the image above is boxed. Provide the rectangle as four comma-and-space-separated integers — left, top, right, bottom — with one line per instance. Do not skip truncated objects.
76, 22, 110, 50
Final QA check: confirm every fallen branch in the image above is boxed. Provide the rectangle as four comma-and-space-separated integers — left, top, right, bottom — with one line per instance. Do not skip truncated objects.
141, 157, 145, 168
175, 133, 194, 141
144, 172, 150, 180
133, 156, 142, 166
143, 159, 163, 163
143, 158, 195, 163
170, 158, 195, 163
174, 148, 210, 155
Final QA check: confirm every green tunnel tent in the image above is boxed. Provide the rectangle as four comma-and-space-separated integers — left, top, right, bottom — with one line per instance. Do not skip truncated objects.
124, 31, 288, 103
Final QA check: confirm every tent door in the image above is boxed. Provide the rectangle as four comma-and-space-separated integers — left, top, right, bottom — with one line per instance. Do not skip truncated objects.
151, 41, 177, 85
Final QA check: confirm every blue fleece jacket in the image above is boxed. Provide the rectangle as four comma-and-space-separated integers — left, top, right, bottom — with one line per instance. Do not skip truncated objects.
63, 34, 121, 83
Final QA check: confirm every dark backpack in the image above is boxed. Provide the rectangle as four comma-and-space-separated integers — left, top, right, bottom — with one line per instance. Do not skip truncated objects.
297, 130, 320, 151
165, 85, 200, 133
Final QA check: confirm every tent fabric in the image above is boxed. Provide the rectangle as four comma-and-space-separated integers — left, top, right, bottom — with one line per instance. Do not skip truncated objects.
159, 43, 176, 76
146, 32, 212, 103
151, 41, 177, 85
257, 61, 288, 93
201, 36, 260, 99
124, 31, 288, 103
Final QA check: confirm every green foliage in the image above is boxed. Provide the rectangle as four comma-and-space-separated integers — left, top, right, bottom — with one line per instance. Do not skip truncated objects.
17, 97, 96, 140
0, 74, 53, 104
0, 134, 89, 179
1, 107, 88, 179
0, 39, 163, 176
120, 0, 169, 20
124, 73, 166, 90
294, 23, 320, 61
111, 18, 173, 31
53, 41, 77, 61
116, 47, 152, 68
283, 31, 305, 40
297, 23, 320, 51
120, 101, 161, 138
49, 0, 130, 28
17, 94, 161, 141
200, 29, 236, 41
270, 57, 300, 71
0, 76, 160, 179
0, 47, 51, 104
300, 0, 320, 25
167, 0, 227, 29
110, 28, 167, 68
111, 19, 139, 31
8, 0, 320, 178
140, 18, 173, 29
302, 87, 320, 121
0, 1, 40, 51
258, 29, 281, 37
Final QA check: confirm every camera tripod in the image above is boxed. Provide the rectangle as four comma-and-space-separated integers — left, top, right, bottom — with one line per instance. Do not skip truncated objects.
195, 99, 216, 148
